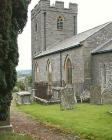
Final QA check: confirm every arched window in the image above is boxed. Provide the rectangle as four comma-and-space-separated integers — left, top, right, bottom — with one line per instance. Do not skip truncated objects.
57, 16, 64, 30
64, 57, 72, 85
34, 63, 39, 82
46, 60, 52, 85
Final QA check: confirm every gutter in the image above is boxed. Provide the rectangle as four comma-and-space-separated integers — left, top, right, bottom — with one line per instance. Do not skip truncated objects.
91, 49, 112, 55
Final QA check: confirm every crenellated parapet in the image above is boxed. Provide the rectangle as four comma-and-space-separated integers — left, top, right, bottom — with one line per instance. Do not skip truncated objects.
69, 3, 78, 13
55, 1, 64, 9
31, 0, 50, 18
31, 0, 78, 19
54, 1, 77, 12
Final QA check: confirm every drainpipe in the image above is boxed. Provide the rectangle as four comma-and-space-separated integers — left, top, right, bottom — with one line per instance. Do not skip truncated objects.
60, 52, 62, 87
44, 12, 46, 51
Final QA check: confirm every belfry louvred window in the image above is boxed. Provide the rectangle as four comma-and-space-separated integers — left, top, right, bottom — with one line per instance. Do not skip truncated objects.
57, 16, 64, 30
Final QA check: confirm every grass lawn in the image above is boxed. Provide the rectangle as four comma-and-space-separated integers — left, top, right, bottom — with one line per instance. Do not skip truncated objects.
17, 103, 112, 140
0, 133, 35, 140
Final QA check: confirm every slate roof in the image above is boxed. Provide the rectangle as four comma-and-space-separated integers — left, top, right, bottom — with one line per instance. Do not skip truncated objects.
34, 21, 112, 58
91, 38, 112, 54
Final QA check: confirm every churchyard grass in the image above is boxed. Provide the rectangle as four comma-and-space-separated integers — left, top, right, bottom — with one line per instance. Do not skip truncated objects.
0, 133, 35, 140
17, 103, 112, 140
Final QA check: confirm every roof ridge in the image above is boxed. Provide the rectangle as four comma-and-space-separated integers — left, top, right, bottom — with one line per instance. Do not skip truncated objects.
46, 21, 112, 51
77, 21, 112, 35
91, 38, 112, 54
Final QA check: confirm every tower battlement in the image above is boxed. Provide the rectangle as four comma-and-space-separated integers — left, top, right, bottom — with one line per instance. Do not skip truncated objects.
31, 0, 50, 17
31, 0, 78, 18
54, 1, 77, 12
69, 3, 78, 12
55, 1, 64, 9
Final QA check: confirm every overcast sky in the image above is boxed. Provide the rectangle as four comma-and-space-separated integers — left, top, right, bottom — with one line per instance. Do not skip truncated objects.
17, 0, 112, 70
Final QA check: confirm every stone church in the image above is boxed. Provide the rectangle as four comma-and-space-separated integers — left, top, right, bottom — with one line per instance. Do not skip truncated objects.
31, 0, 112, 103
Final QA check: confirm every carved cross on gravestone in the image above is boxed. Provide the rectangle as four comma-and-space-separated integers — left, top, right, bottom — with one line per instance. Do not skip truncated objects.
60, 86, 76, 110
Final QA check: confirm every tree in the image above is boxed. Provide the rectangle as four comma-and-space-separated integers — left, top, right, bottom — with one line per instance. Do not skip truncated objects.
0, 0, 30, 120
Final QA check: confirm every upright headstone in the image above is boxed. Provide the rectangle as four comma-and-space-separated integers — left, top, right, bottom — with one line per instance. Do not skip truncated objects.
90, 86, 102, 104
51, 87, 63, 101
60, 86, 76, 110
102, 88, 112, 104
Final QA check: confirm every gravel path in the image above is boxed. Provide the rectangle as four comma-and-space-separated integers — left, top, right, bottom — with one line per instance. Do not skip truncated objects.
10, 110, 83, 140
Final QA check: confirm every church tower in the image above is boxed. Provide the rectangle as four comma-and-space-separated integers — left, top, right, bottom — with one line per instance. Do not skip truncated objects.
31, 0, 78, 57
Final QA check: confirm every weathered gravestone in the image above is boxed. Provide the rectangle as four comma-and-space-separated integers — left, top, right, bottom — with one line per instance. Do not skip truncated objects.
102, 91, 112, 104
102, 89, 112, 104
60, 86, 76, 110
90, 86, 102, 104
51, 87, 62, 102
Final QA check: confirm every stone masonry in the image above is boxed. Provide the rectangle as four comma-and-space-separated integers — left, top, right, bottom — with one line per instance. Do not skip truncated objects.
31, 0, 77, 56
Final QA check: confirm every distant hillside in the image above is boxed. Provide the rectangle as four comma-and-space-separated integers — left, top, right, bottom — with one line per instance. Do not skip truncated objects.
17, 69, 32, 77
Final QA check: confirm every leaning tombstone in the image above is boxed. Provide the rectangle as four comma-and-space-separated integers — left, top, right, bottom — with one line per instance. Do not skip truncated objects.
60, 85, 76, 110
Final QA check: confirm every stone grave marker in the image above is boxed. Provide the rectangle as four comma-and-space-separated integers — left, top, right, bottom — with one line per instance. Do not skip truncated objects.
102, 89, 112, 104
60, 86, 76, 110
90, 86, 102, 104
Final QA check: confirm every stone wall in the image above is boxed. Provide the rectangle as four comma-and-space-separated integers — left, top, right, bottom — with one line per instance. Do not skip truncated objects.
91, 52, 112, 104
82, 22, 112, 90
92, 52, 112, 86
33, 46, 84, 97
33, 53, 61, 83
